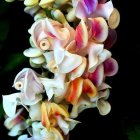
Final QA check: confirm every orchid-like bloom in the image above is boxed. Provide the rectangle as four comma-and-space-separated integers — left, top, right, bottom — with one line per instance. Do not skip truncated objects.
29, 18, 75, 51
4, 108, 29, 137
13, 68, 44, 101
41, 101, 79, 136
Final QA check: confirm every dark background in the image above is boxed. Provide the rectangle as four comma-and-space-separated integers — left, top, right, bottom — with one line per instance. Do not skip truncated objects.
0, 0, 140, 140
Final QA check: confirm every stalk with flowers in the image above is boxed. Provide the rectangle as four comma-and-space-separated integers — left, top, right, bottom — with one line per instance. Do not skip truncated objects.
2, 0, 120, 139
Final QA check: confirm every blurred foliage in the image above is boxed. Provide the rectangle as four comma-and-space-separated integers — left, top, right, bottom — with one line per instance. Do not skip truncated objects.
0, 53, 27, 75
126, 123, 140, 140
0, 103, 4, 119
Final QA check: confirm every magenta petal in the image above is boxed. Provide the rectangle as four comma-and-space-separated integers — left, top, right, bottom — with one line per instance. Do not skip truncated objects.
104, 29, 117, 49
104, 57, 118, 76
84, 0, 98, 14
88, 64, 104, 87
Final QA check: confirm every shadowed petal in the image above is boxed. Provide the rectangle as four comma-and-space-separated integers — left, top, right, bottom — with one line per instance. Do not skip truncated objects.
104, 57, 118, 76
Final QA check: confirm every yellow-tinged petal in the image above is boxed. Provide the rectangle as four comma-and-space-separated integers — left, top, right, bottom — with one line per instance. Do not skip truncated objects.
41, 102, 50, 129
65, 78, 83, 105
83, 79, 97, 98
51, 127, 64, 140
108, 8, 120, 29
24, 0, 39, 6
39, 0, 55, 8
51, 103, 69, 118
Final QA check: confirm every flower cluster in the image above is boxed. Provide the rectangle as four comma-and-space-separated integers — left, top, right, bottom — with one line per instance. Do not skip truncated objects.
3, 0, 120, 140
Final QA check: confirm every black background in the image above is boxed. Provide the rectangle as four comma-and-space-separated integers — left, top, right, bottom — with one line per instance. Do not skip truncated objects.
0, 0, 140, 140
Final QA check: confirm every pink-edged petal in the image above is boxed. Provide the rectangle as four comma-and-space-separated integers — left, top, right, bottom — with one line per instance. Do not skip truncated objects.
58, 51, 83, 73
75, 20, 88, 49
87, 64, 104, 87
88, 17, 108, 42
69, 57, 87, 80
92, 1, 114, 20
88, 42, 103, 72
104, 57, 118, 76
4, 108, 24, 129
104, 29, 117, 49
84, 0, 98, 14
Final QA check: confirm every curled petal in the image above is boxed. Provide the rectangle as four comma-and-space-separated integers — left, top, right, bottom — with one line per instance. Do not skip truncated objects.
97, 99, 111, 115
66, 78, 83, 105
51, 103, 69, 118
88, 17, 108, 42
108, 8, 120, 29
69, 57, 87, 80
104, 57, 118, 76
58, 51, 83, 73
87, 64, 104, 87
98, 83, 111, 91
30, 55, 45, 64
75, 20, 88, 49
92, 1, 114, 20
83, 79, 97, 98
88, 42, 103, 72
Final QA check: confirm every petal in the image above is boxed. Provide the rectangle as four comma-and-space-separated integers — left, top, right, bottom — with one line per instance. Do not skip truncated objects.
29, 102, 41, 121
88, 17, 108, 42
39, 0, 55, 8
24, 5, 40, 16
108, 8, 120, 29
98, 82, 111, 91
70, 97, 96, 118
2, 93, 20, 117
23, 47, 43, 57
83, 79, 97, 98
104, 57, 118, 76
51, 103, 69, 118
65, 78, 83, 105
97, 99, 111, 115
65, 118, 80, 130
84, 0, 98, 14
4, 108, 24, 129
30, 55, 45, 64
104, 29, 117, 49
24, 0, 39, 6
87, 64, 104, 87
69, 57, 87, 80
56, 115, 69, 135
92, 1, 114, 20
8, 121, 29, 136
58, 51, 83, 73
88, 42, 103, 72
41, 102, 50, 129
98, 0, 107, 4
75, 20, 88, 49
